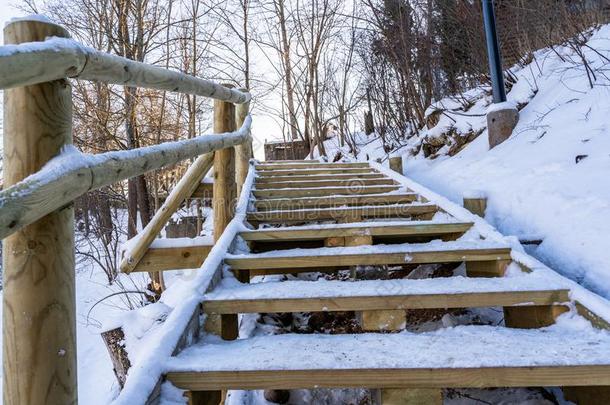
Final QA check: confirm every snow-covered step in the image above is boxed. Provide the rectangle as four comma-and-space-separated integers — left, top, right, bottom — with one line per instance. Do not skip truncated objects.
254, 193, 419, 211
202, 274, 569, 314
225, 240, 511, 271
259, 159, 319, 164
255, 172, 387, 184
256, 167, 377, 177
247, 203, 438, 224
255, 177, 396, 190
127, 237, 213, 273
256, 162, 370, 171
165, 325, 610, 390
253, 184, 401, 199
239, 221, 472, 243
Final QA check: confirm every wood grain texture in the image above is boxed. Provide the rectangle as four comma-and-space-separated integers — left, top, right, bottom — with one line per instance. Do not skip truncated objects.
463, 197, 487, 218
166, 365, 610, 390
256, 167, 376, 177
254, 194, 418, 211
255, 178, 396, 189
256, 162, 370, 171
255, 172, 386, 184
120, 153, 213, 273
0, 118, 250, 240
130, 244, 213, 273
0, 33, 250, 105
202, 290, 569, 315
2, 19, 77, 405
253, 185, 400, 199
234, 89, 251, 196
389, 157, 403, 174
213, 89, 237, 240
239, 222, 472, 242
247, 204, 439, 224
225, 248, 512, 270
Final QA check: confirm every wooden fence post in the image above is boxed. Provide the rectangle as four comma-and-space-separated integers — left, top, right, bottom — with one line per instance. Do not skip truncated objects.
3, 19, 77, 404
213, 85, 237, 239
235, 88, 251, 197
389, 156, 403, 174
463, 193, 487, 217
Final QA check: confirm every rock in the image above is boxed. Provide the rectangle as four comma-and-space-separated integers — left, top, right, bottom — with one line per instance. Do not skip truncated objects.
264, 389, 290, 404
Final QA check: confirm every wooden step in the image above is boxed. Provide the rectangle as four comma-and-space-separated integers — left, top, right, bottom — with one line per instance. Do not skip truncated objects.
255, 178, 396, 190
253, 185, 401, 199
166, 327, 610, 390
202, 275, 569, 314
254, 194, 419, 211
225, 241, 512, 271
260, 160, 319, 164
256, 162, 369, 171
256, 167, 377, 177
255, 172, 387, 184
130, 242, 212, 273
247, 203, 438, 224
239, 221, 472, 242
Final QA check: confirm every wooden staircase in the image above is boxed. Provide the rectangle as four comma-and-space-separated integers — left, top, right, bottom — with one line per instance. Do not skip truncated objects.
161, 161, 610, 404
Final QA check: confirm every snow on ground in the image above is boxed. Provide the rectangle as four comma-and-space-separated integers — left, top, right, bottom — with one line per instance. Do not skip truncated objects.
318, 24, 610, 301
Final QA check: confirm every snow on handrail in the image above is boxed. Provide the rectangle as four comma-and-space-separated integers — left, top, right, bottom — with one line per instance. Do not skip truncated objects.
0, 115, 252, 240
0, 35, 250, 104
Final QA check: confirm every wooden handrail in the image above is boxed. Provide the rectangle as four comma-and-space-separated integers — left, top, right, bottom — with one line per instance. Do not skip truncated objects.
0, 115, 252, 240
0, 34, 250, 104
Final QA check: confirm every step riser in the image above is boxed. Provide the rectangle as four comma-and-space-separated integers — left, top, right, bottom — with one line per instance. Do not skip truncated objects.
167, 365, 610, 391
257, 168, 377, 177
256, 163, 370, 171
255, 179, 396, 190
226, 249, 512, 270
253, 186, 401, 199
256, 173, 387, 184
203, 290, 569, 314
247, 205, 438, 223
254, 195, 419, 211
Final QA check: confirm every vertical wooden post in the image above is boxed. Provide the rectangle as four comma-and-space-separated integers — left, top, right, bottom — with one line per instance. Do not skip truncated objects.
235, 88, 251, 197
3, 19, 77, 404
463, 193, 487, 217
212, 85, 237, 240
389, 156, 403, 175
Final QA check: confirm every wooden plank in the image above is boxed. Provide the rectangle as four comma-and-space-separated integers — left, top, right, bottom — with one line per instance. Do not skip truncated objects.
120, 154, 214, 274
203, 290, 569, 314
256, 162, 369, 171
256, 167, 376, 177
239, 222, 473, 242
260, 160, 319, 163
131, 245, 213, 273
191, 182, 214, 199
254, 194, 418, 211
253, 185, 400, 199
166, 365, 610, 390
247, 204, 438, 223
255, 173, 386, 184
225, 247, 512, 270
255, 178, 396, 189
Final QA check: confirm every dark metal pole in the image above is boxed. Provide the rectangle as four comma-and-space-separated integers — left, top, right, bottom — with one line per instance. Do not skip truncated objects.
482, 0, 507, 103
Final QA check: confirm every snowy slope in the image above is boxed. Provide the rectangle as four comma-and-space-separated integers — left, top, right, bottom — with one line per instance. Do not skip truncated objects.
315, 25, 610, 300
404, 25, 610, 299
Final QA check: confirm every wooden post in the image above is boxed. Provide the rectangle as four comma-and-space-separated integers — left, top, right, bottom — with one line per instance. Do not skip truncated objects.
3, 19, 77, 404
389, 156, 403, 175
463, 194, 487, 217
213, 85, 237, 240
235, 88, 251, 197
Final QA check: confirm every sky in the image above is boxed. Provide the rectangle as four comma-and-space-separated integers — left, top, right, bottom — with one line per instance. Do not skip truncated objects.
0, 3, 279, 160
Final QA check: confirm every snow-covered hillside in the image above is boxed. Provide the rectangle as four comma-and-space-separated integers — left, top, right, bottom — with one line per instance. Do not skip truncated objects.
318, 24, 610, 300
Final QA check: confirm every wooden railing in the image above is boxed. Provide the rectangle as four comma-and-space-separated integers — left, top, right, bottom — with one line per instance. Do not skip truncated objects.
0, 17, 252, 405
